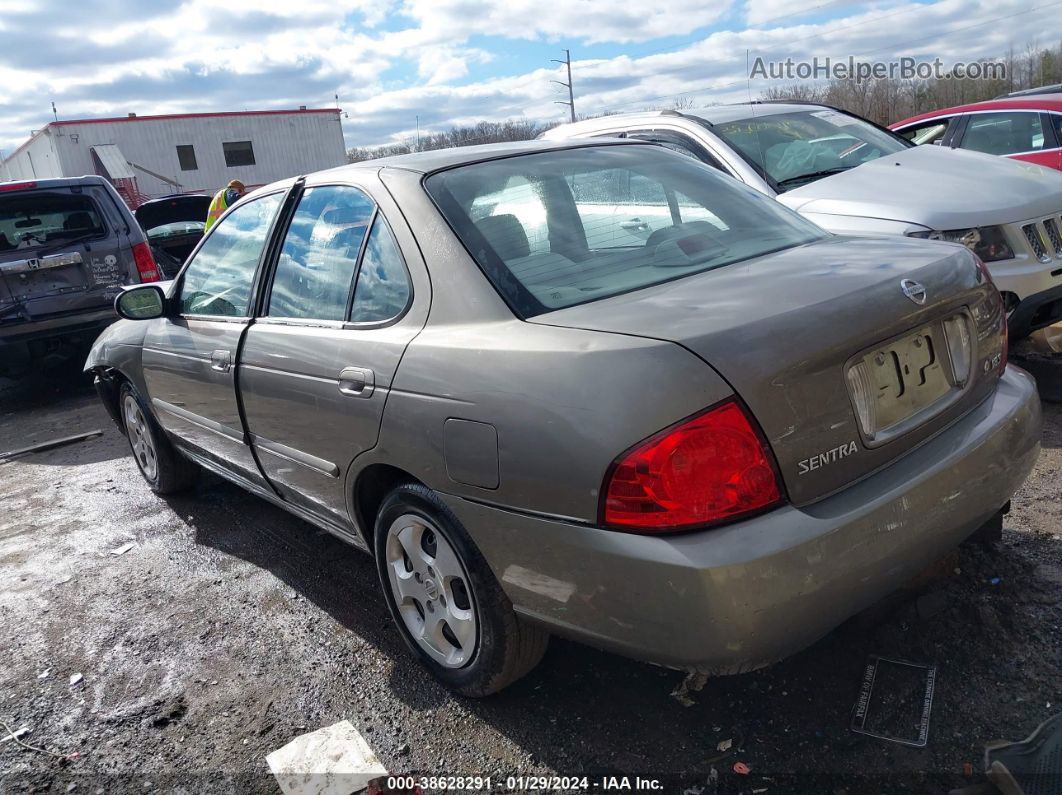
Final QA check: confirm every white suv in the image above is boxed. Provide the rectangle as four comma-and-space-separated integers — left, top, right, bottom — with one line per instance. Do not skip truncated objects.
543, 104, 1062, 338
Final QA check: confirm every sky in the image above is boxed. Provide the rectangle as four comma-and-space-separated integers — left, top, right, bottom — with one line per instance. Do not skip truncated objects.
0, 0, 1058, 156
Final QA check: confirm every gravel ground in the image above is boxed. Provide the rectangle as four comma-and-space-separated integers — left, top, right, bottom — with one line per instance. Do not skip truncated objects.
0, 359, 1059, 795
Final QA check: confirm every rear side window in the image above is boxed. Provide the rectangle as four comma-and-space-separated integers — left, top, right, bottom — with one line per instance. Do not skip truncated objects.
426, 145, 825, 317
962, 112, 1045, 154
267, 185, 375, 321
179, 192, 282, 317
349, 217, 411, 323
0, 192, 106, 252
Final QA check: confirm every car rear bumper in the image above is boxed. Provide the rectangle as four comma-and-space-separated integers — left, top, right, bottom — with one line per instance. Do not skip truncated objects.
0, 307, 117, 347
440, 366, 1041, 672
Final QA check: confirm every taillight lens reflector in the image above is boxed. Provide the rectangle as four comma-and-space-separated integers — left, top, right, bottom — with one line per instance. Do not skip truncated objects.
603, 400, 784, 533
132, 241, 160, 283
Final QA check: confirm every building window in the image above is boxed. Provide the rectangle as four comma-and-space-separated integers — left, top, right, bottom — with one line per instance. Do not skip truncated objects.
223, 140, 256, 167
176, 144, 198, 171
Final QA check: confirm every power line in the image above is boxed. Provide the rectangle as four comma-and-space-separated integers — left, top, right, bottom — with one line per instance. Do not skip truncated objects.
550, 49, 576, 123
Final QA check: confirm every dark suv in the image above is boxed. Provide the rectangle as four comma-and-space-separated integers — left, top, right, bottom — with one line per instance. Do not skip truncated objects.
0, 176, 162, 376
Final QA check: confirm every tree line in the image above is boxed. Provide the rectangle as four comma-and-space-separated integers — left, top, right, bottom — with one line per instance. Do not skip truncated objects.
347, 40, 1062, 161
759, 41, 1062, 126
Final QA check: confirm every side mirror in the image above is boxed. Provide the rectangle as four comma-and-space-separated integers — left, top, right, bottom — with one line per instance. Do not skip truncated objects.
115, 285, 166, 320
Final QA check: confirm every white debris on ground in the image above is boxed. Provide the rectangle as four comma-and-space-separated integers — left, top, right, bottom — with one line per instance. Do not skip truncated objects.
670, 671, 709, 707
266, 720, 388, 795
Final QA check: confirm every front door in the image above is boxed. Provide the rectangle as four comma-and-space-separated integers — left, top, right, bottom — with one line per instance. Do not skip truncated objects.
238, 183, 423, 525
142, 191, 284, 486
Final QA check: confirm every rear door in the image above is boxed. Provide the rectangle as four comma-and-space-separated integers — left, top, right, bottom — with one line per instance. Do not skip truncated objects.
142, 190, 285, 485
0, 182, 137, 322
238, 182, 425, 526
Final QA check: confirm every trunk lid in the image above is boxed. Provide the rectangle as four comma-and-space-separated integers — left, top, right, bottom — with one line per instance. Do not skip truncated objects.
134, 194, 211, 232
531, 235, 1005, 505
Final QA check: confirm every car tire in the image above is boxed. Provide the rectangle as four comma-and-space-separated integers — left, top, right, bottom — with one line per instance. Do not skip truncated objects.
119, 380, 198, 494
373, 483, 548, 696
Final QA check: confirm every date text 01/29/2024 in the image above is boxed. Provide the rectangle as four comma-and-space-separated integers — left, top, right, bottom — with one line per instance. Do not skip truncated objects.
384, 776, 665, 791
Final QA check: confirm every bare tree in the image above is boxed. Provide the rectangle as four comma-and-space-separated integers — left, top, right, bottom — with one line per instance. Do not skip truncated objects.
759, 40, 1062, 125
349, 119, 554, 163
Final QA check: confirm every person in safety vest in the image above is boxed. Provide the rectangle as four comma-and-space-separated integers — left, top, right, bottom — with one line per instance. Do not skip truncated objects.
204, 179, 246, 233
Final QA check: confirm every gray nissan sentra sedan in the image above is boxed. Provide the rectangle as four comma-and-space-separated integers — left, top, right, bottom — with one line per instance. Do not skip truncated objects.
85, 139, 1041, 696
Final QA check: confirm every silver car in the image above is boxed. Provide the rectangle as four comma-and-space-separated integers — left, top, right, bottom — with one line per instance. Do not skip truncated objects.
543, 105, 1062, 339
86, 140, 1040, 696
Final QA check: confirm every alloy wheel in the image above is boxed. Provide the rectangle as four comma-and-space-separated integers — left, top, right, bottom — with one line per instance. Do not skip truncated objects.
384, 513, 478, 668
123, 394, 158, 481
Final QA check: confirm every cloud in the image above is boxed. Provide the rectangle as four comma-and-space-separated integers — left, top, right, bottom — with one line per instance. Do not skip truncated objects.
398, 0, 736, 44
0, 0, 1056, 157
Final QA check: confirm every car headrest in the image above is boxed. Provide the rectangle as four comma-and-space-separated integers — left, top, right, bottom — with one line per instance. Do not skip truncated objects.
63, 211, 95, 231
475, 214, 530, 260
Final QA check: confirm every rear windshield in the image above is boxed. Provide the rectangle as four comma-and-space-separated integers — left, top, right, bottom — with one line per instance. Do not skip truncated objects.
0, 192, 106, 252
425, 144, 826, 317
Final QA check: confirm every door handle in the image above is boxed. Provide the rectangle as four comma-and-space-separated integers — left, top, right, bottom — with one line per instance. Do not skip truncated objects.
210, 349, 232, 373
338, 366, 375, 398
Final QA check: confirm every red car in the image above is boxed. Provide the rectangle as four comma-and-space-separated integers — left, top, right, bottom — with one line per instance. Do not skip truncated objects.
890, 92, 1062, 171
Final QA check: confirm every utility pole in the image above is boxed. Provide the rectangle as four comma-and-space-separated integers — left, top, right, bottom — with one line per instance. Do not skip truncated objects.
416, 115, 421, 151
551, 49, 575, 123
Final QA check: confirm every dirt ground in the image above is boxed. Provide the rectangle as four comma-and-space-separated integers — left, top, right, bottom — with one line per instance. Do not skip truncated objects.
0, 358, 1059, 795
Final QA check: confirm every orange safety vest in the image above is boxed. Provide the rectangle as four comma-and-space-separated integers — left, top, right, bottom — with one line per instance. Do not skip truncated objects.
204, 188, 233, 232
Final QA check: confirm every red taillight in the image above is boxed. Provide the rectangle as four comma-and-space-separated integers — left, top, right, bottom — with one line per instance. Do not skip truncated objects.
602, 400, 784, 533
132, 241, 160, 282
974, 255, 1008, 375
0, 181, 37, 192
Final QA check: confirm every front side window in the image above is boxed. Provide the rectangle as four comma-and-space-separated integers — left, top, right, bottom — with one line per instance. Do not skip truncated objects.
349, 217, 411, 323
179, 192, 282, 317
712, 109, 909, 190
962, 112, 1045, 155
267, 186, 374, 321
426, 145, 826, 317
223, 140, 256, 167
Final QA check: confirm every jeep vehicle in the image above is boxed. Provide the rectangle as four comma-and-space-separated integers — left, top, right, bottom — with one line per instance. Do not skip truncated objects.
544, 104, 1062, 338
0, 176, 161, 376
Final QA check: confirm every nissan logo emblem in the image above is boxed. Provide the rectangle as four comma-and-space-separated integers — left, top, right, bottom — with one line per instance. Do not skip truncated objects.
900, 279, 927, 305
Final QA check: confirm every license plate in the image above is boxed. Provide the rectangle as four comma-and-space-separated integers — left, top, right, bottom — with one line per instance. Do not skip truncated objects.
858, 324, 952, 432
